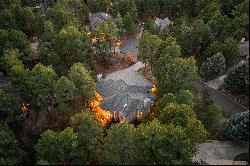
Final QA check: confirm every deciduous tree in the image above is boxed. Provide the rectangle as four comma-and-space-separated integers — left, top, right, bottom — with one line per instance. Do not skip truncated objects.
133, 119, 197, 165
157, 103, 207, 144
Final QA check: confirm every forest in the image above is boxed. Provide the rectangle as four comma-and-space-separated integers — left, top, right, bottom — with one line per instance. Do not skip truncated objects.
0, 0, 249, 165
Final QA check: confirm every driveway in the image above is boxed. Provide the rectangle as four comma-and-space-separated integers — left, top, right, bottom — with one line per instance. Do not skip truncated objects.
120, 38, 139, 60
105, 61, 146, 86
207, 75, 227, 90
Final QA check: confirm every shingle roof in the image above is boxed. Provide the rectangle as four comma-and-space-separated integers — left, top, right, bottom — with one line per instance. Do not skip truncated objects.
155, 17, 171, 30
239, 41, 249, 59
89, 12, 111, 29
96, 78, 156, 119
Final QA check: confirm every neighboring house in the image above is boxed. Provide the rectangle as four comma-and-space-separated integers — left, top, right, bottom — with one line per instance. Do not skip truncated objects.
33, 3, 46, 16
155, 17, 171, 30
27, 37, 40, 62
95, 74, 156, 123
33, 0, 58, 16
238, 40, 249, 63
89, 12, 111, 30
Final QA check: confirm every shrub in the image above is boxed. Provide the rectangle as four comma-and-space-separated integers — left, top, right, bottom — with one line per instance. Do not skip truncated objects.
199, 102, 223, 129
224, 111, 249, 144
224, 62, 249, 94
200, 53, 226, 80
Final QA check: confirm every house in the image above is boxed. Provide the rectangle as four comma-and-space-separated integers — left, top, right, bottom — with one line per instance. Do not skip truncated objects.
238, 39, 249, 62
33, 0, 58, 16
155, 17, 171, 30
89, 12, 111, 30
95, 70, 156, 123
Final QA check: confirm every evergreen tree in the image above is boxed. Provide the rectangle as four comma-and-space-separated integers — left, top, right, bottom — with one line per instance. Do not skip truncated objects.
224, 111, 249, 144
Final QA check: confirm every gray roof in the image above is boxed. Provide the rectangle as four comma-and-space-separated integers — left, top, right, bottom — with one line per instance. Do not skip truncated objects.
96, 78, 156, 119
155, 17, 171, 30
89, 12, 111, 29
239, 41, 249, 59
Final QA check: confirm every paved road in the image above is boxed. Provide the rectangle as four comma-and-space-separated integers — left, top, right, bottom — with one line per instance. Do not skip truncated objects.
193, 140, 249, 163
193, 80, 248, 115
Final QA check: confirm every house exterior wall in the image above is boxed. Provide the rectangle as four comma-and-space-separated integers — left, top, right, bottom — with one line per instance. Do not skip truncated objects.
112, 109, 151, 123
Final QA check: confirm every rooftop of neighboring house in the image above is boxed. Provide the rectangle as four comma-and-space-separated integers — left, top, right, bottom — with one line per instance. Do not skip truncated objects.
239, 40, 249, 60
89, 12, 111, 29
155, 17, 171, 30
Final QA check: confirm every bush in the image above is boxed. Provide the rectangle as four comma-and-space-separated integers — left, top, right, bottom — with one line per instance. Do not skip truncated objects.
224, 62, 249, 94
200, 53, 226, 80
224, 111, 249, 144
143, 19, 156, 33
199, 102, 223, 129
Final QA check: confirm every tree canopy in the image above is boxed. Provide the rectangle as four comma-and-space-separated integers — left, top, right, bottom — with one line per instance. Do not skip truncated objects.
0, 123, 21, 165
